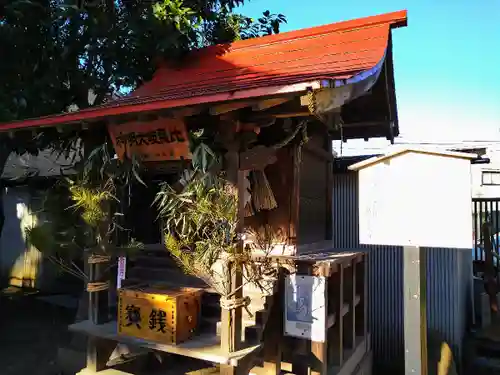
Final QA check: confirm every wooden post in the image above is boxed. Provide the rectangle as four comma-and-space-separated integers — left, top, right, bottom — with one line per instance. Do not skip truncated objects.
289, 144, 301, 244
325, 135, 333, 241
231, 168, 245, 351
262, 270, 284, 375
88, 256, 109, 325
311, 275, 328, 375
403, 246, 428, 375
355, 257, 367, 339
343, 262, 355, 351
88, 256, 98, 324
330, 265, 343, 367
220, 131, 244, 375
291, 263, 312, 375
86, 337, 114, 372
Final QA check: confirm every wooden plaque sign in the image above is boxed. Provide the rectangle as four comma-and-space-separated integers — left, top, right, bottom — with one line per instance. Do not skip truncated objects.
284, 274, 326, 342
350, 149, 474, 249
108, 118, 191, 162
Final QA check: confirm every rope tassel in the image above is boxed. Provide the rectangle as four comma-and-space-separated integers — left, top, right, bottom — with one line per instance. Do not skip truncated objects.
251, 170, 277, 212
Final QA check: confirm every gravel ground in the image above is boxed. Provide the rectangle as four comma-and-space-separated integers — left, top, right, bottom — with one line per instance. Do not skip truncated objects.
0, 291, 76, 375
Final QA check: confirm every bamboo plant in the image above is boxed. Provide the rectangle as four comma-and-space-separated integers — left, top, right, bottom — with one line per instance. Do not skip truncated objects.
26, 140, 144, 281
154, 134, 286, 298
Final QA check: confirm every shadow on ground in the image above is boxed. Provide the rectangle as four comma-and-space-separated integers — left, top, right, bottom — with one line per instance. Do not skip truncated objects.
0, 291, 77, 375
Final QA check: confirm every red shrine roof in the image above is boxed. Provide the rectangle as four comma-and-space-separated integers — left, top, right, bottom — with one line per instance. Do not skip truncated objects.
0, 10, 407, 131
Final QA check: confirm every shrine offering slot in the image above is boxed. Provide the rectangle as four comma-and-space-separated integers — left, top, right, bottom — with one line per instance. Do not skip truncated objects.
117, 285, 202, 345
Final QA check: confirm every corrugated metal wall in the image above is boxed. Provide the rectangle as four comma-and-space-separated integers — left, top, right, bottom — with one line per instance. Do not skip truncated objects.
332, 172, 472, 373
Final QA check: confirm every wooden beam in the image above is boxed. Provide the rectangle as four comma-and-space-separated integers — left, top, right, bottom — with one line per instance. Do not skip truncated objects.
136, 112, 159, 122
253, 98, 290, 111
110, 107, 203, 126
274, 112, 310, 118
300, 88, 348, 114
173, 106, 204, 118
341, 121, 391, 128
243, 112, 309, 123
210, 101, 252, 116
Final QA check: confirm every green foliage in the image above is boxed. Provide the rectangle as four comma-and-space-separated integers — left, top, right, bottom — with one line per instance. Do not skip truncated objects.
232, 11, 287, 40
0, 1, 286, 124
26, 138, 146, 279
157, 175, 237, 242
26, 183, 91, 280
1, 0, 288, 280
66, 139, 146, 248
152, 0, 199, 33
67, 178, 115, 227
189, 129, 221, 175
155, 173, 242, 293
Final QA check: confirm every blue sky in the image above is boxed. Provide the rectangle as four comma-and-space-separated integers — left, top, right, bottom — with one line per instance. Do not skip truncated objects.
239, 0, 500, 149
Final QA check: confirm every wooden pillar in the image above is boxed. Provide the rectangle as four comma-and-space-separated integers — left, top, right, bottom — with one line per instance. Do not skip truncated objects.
88, 255, 109, 325
291, 263, 312, 375
86, 337, 114, 372
355, 256, 366, 339
325, 135, 333, 241
343, 262, 355, 351
403, 246, 428, 375
289, 144, 301, 245
311, 273, 328, 375
232, 168, 245, 351
220, 131, 245, 374
330, 265, 343, 366
262, 270, 284, 375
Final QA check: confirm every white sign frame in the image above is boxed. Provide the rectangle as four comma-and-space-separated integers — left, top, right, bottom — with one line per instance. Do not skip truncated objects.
351, 150, 474, 249
117, 256, 127, 289
284, 274, 326, 342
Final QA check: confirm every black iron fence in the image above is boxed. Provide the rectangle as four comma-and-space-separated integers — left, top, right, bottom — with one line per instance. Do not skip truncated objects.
472, 197, 500, 261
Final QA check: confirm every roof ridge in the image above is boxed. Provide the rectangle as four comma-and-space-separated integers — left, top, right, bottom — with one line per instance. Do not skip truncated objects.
221, 24, 389, 58
225, 10, 407, 52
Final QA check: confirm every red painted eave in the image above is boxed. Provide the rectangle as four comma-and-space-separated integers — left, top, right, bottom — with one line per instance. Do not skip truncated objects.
0, 10, 408, 132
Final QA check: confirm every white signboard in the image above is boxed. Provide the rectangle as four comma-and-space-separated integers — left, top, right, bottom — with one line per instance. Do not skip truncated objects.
117, 256, 127, 289
355, 151, 473, 249
284, 274, 326, 342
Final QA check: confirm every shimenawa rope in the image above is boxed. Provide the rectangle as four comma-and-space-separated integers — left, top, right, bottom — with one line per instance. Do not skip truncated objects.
87, 254, 111, 264
219, 296, 252, 317
87, 281, 110, 292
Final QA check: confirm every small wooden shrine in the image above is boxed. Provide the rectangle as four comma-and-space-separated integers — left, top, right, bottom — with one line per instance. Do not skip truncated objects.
0, 10, 408, 375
